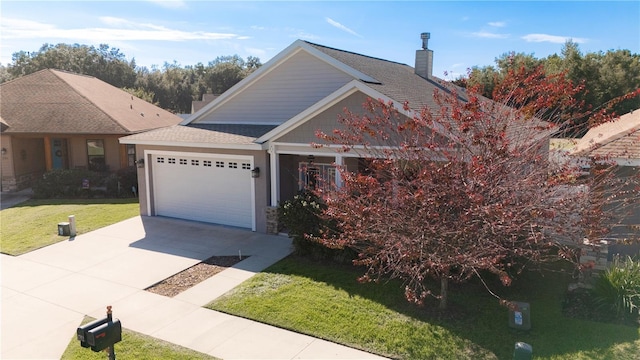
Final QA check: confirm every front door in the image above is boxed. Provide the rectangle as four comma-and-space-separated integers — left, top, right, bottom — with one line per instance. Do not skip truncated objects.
51, 138, 68, 169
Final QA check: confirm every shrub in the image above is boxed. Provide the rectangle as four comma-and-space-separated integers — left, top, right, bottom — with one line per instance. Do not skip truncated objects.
592, 255, 640, 321
32, 169, 105, 198
33, 167, 139, 199
104, 166, 138, 198
278, 191, 354, 262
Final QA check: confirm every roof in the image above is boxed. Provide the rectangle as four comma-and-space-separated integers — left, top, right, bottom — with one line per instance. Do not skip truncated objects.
572, 110, 640, 159
0, 69, 182, 135
120, 124, 276, 150
124, 38, 548, 149
304, 41, 451, 112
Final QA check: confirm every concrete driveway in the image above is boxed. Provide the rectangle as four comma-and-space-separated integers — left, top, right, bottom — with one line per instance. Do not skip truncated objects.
1, 216, 386, 360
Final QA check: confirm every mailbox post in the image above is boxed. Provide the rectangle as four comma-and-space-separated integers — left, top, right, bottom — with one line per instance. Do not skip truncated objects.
77, 306, 121, 360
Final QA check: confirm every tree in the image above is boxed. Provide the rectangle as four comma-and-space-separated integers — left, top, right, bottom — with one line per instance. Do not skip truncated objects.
461, 43, 640, 136
6, 43, 136, 88
314, 67, 640, 310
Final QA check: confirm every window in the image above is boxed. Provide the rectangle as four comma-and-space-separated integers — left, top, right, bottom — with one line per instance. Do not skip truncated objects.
125, 144, 136, 167
242, 163, 251, 170
216, 161, 224, 168
203, 160, 212, 167
87, 139, 106, 171
191, 160, 199, 166
179, 159, 187, 165
168, 158, 176, 164
228, 162, 238, 169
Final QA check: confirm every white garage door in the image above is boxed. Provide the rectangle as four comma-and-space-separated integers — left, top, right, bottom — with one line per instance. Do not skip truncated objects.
151, 153, 254, 229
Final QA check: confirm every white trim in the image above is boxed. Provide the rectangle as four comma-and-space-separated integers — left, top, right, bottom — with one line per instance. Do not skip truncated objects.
144, 149, 256, 231
269, 145, 279, 207
120, 139, 264, 151
257, 80, 415, 144
182, 40, 379, 126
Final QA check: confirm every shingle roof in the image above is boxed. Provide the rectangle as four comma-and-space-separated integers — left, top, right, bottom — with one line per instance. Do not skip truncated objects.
305, 41, 451, 112
0, 69, 182, 134
121, 124, 276, 145
572, 110, 640, 159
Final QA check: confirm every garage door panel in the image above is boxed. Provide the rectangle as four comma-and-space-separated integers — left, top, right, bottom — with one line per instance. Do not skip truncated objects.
152, 154, 253, 229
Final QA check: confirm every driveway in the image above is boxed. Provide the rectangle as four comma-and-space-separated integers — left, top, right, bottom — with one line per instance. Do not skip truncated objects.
1, 216, 386, 359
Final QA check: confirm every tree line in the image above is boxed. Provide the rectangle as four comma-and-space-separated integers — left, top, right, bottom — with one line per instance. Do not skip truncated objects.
455, 41, 640, 136
0, 43, 262, 114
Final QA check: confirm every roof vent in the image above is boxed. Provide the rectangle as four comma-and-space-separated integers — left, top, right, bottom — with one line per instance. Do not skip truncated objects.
415, 32, 433, 80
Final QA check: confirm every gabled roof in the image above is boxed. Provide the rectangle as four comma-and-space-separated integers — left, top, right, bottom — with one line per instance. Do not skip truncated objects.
572, 110, 640, 159
304, 41, 450, 112
0, 69, 182, 135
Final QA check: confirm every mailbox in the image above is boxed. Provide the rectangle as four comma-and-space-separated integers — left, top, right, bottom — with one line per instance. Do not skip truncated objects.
87, 319, 122, 352
77, 317, 121, 352
77, 318, 109, 348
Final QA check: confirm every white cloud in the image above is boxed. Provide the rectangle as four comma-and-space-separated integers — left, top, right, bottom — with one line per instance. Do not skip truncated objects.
1, 17, 242, 42
326, 17, 362, 38
488, 21, 506, 28
471, 31, 509, 39
522, 33, 588, 44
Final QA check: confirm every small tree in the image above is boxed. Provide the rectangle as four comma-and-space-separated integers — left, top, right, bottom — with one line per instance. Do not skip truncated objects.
315, 67, 639, 309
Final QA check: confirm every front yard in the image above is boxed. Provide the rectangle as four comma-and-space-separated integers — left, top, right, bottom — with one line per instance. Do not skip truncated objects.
208, 256, 640, 359
0, 198, 139, 255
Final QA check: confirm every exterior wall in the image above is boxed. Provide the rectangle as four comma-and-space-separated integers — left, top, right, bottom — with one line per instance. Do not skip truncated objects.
134, 144, 270, 233
194, 50, 353, 125
1, 135, 15, 191
67, 135, 122, 171
1, 133, 130, 191
1, 136, 46, 191
275, 92, 371, 144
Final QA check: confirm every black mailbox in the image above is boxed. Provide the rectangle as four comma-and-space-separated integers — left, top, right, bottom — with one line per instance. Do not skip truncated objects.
77, 317, 122, 352
87, 319, 122, 352
77, 317, 109, 348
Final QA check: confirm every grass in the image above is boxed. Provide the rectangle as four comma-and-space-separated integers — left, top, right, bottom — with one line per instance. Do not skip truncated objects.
207, 256, 640, 360
0, 198, 139, 255
61, 316, 218, 360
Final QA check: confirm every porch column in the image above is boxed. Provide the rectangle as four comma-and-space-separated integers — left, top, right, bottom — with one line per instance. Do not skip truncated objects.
269, 145, 279, 206
43, 136, 53, 171
334, 155, 343, 188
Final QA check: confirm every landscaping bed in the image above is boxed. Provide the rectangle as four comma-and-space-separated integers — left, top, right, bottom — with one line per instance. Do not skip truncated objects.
146, 255, 247, 297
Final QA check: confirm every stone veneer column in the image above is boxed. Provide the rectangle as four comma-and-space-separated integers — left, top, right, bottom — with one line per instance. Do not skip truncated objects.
265, 206, 279, 234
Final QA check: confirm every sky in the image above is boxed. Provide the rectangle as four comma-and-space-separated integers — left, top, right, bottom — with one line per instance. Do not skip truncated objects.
1, 1, 639, 80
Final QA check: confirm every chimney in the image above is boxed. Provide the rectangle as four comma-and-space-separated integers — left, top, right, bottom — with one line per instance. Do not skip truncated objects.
415, 32, 433, 79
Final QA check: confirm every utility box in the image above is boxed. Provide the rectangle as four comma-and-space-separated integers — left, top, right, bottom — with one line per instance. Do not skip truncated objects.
513, 342, 532, 360
58, 222, 70, 236
508, 302, 531, 330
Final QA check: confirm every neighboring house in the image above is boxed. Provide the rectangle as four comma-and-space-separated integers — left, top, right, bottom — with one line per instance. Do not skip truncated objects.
0, 69, 183, 191
120, 34, 542, 233
571, 109, 640, 241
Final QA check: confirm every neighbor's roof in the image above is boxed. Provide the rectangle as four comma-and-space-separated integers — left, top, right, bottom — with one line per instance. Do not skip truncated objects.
0, 69, 182, 134
572, 110, 640, 159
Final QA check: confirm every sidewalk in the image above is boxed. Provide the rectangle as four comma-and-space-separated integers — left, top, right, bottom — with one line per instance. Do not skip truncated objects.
1, 216, 386, 359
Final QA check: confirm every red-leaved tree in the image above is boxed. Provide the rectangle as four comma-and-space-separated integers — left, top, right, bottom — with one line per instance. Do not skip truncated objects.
314, 66, 640, 309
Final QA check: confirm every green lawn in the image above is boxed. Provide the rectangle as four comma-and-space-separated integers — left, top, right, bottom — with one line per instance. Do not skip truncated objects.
62, 316, 218, 360
207, 256, 640, 360
0, 198, 139, 255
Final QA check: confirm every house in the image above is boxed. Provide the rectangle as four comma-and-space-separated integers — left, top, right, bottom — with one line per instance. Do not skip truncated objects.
571, 109, 640, 241
0, 69, 183, 191
120, 33, 527, 233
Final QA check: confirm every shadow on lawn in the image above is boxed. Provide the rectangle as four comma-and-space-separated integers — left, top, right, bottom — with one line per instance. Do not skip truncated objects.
263, 255, 639, 359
